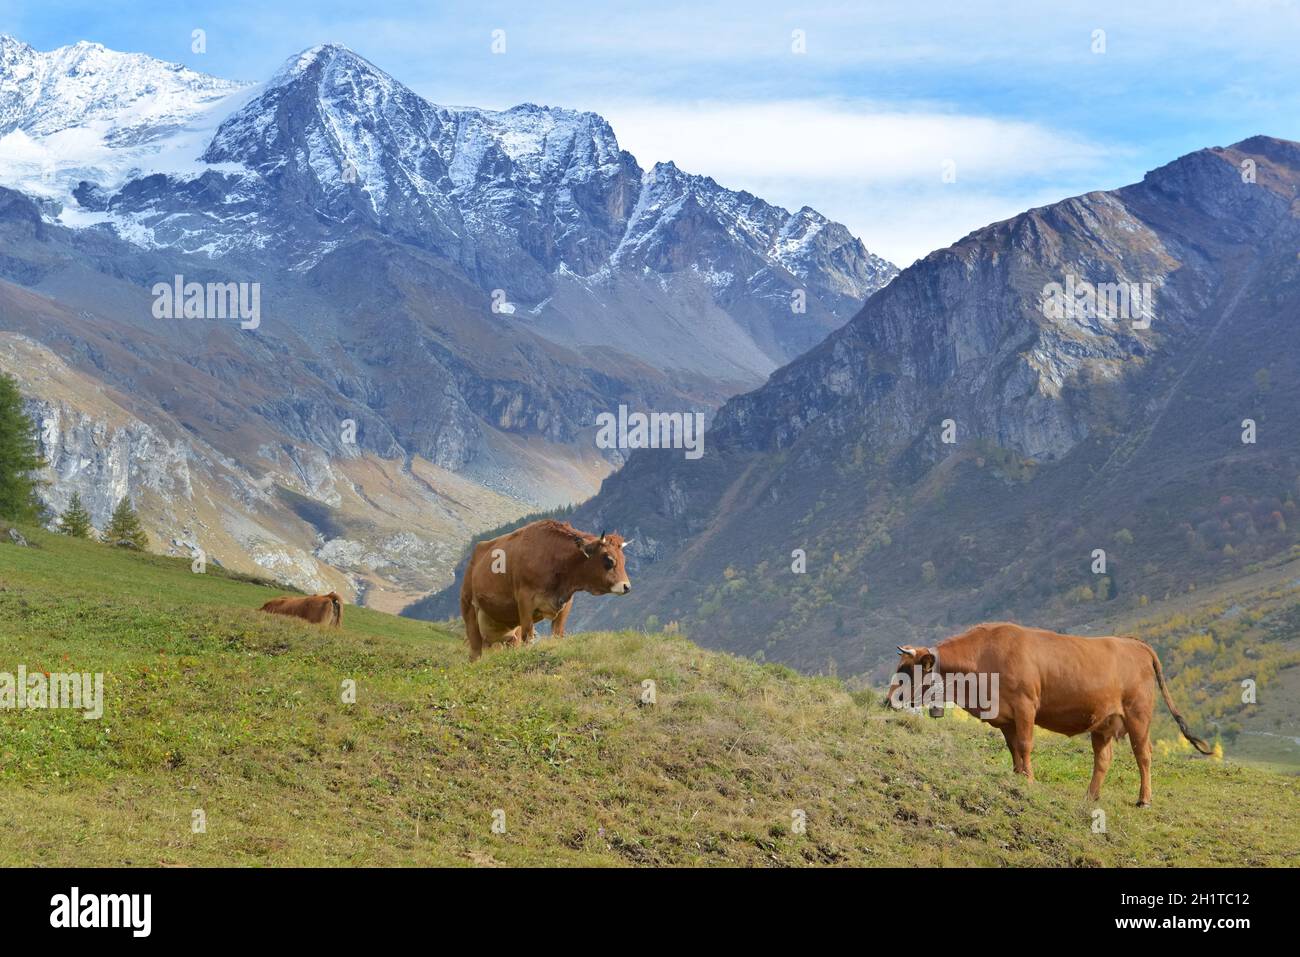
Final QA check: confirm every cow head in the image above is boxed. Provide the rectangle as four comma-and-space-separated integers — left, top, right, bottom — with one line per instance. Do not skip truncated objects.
572, 530, 632, 595
885, 644, 936, 708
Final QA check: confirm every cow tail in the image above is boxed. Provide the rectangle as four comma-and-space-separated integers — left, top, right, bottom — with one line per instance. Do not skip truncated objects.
1143, 641, 1213, 755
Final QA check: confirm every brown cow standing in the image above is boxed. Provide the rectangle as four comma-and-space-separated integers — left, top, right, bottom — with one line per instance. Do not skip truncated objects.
887, 622, 1211, 806
460, 520, 631, 661
259, 591, 342, 627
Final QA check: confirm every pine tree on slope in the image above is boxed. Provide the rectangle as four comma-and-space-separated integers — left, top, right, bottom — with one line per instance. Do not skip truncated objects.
0, 372, 46, 523
105, 497, 149, 551
57, 492, 94, 539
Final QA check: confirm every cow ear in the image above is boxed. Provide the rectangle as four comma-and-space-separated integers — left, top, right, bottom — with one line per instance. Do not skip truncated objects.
917, 650, 936, 669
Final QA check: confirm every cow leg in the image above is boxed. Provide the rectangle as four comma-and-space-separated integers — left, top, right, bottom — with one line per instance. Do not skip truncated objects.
551, 598, 574, 639
1124, 714, 1154, 807
1087, 732, 1114, 801
515, 595, 537, 647
464, 607, 485, 662
999, 726, 1023, 775
474, 610, 518, 656
1012, 713, 1036, 782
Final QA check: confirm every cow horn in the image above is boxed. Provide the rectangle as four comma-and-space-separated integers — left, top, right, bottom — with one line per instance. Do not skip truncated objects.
599, 529, 607, 543
897, 645, 909, 655
621, 539, 634, 549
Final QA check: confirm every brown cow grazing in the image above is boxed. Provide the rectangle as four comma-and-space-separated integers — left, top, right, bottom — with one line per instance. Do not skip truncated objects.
460, 520, 631, 661
887, 622, 1211, 806
259, 591, 342, 627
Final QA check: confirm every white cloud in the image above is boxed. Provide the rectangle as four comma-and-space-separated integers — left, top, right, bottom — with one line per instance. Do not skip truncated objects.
602, 100, 1108, 182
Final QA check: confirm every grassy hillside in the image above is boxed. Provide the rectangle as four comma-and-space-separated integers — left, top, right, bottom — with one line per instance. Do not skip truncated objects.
1, 527, 1296, 867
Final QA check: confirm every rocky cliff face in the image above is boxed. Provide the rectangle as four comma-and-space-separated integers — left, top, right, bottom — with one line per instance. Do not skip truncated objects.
538, 137, 1300, 673
30, 398, 193, 527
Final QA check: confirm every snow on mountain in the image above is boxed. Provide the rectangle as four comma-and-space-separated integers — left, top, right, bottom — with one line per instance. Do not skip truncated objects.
0, 35, 240, 139
196, 44, 467, 257
194, 44, 649, 286
0, 35, 249, 207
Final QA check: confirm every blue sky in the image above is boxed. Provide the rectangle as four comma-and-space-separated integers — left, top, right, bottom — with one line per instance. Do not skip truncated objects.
4, 0, 1298, 264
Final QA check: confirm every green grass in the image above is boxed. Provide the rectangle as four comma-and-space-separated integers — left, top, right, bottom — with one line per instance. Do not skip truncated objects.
1, 527, 1297, 867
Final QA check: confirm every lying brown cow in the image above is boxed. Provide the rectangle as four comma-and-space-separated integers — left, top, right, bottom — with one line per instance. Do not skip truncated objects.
259, 591, 342, 627
887, 622, 1211, 806
460, 520, 631, 661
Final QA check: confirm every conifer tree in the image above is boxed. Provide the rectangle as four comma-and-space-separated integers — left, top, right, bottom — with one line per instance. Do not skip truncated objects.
57, 492, 94, 539
0, 372, 45, 523
105, 497, 149, 550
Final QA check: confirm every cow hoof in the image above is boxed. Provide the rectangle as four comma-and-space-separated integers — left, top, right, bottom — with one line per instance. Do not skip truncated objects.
1135, 801, 1151, 809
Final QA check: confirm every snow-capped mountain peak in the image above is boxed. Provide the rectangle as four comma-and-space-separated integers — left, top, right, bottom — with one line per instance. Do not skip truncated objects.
0, 35, 250, 211
274, 41, 362, 78
0, 34, 243, 141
